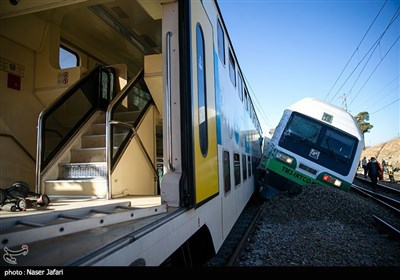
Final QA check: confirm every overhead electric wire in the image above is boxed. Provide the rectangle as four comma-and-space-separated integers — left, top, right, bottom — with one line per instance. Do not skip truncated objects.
370, 97, 400, 115
324, 0, 388, 102
356, 82, 400, 112
366, 84, 400, 110
243, 74, 274, 133
352, 75, 399, 110
348, 34, 400, 107
329, 5, 400, 104
346, 42, 381, 100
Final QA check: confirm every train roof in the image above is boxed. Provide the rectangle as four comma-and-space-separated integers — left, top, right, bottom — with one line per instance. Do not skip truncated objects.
286, 97, 363, 140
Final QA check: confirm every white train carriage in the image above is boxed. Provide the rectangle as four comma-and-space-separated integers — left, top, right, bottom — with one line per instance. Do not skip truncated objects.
0, 0, 262, 266
260, 97, 363, 195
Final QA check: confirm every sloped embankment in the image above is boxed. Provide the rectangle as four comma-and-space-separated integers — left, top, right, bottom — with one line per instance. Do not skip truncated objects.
361, 137, 400, 169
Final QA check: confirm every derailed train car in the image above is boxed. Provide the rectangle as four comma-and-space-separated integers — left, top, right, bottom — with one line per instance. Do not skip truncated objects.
258, 97, 363, 198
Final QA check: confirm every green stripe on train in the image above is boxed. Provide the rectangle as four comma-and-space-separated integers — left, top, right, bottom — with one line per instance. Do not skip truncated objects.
266, 159, 352, 191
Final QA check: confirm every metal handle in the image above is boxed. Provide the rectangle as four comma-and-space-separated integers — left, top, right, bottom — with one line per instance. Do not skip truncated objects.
166, 31, 174, 171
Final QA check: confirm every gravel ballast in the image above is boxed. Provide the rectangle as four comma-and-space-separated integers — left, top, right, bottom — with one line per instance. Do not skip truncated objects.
235, 185, 400, 267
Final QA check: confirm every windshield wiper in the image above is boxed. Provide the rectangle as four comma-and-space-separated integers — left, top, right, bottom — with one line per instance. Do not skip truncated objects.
326, 138, 339, 163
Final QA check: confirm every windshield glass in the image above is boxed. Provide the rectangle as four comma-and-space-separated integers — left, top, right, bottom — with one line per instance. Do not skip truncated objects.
286, 114, 321, 143
321, 128, 355, 159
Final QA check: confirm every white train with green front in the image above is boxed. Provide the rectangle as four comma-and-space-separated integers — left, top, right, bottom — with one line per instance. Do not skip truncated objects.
259, 97, 363, 196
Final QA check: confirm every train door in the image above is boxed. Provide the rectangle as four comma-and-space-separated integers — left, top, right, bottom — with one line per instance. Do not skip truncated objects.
190, 1, 219, 206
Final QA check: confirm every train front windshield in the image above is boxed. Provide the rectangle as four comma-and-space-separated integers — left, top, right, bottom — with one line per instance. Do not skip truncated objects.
279, 113, 358, 176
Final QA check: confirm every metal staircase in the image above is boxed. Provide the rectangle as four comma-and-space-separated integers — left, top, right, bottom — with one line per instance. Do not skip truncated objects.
36, 67, 159, 199
44, 111, 136, 198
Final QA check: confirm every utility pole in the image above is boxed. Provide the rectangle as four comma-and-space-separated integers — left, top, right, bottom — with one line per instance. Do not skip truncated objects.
339, 93, 348, 111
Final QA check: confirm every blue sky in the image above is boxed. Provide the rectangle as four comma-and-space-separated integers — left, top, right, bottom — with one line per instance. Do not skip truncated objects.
217, 0, 399, 147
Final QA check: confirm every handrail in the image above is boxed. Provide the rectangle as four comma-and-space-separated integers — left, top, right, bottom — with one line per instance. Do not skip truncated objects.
0, 133, 35, 163
106, 70, 144, 199
166, 31, 174, 172
36, 110, 44, 193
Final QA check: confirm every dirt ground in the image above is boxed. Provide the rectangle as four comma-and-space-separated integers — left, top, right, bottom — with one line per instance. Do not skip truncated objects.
361, 137, 400, 168
360, 137, 400, 176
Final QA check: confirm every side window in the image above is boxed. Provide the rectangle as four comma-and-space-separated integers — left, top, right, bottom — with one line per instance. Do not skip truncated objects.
217, 19, 225, 65
238, 72, 243, 102
223, 151, 231, 194
244, 87, 249, 111
234, 153, 241, 186
242, 154, 247, 181
248, 155, 252, 177
228, 50, 236, 87
59, 46, 78, 69
196, 23, 208, 157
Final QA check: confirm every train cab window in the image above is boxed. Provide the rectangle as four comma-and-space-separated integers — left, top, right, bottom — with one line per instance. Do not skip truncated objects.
59, 46, 78, 69
238, 72, 243, 101
196, 23, 208, 157
234, 153, 241, 186
285, 114, 321, 144
229, 50, 236, 87
217, 19, 225, 65
223, 151, 231, 193
248, 155, 252, 177
242, 154, 247, 181
321, 129, 356, 159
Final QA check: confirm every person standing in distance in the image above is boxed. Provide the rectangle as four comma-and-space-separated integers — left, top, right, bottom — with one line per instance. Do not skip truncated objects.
361, 156, 368, 178
367, 157, 382, 191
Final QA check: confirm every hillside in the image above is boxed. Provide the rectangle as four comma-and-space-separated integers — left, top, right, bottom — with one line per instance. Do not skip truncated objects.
360, 137, 400, 169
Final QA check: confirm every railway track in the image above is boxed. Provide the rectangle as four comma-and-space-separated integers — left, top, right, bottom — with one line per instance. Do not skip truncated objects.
351, 184, 400, 213
206, 194, 265, 266
351, 178, 400, 239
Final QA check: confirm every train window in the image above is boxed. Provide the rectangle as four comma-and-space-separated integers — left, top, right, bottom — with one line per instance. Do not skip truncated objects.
321, 129, 355, 159
234, 153, 241, 186
196, 23, 208, 157
229, 50, 236, 87
217, 19, 225, 65
59, 46, 78, 69
223, 151, 231, 193
248, 155, 251, 177
285, 114, 321, 144
244, 88, 249, 111
238, 72, 243, 101
242, 154, 247, 181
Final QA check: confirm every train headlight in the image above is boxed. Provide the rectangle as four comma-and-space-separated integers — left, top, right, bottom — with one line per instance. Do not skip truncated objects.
275, 152, 294, 164
322, 174, 342, 187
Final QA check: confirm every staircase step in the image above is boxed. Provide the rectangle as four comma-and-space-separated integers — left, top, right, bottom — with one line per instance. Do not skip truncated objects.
114, 111, 141, 122
45, 178, 107, 197
91, 123, 133, 135
81, 134, 106, 148
81, 133, 127, 148
59, 162, 107, 179
95, 112, 106, 123
96, 111, 141, 123
91, 123, 106, 135
70, 148, 106, 163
